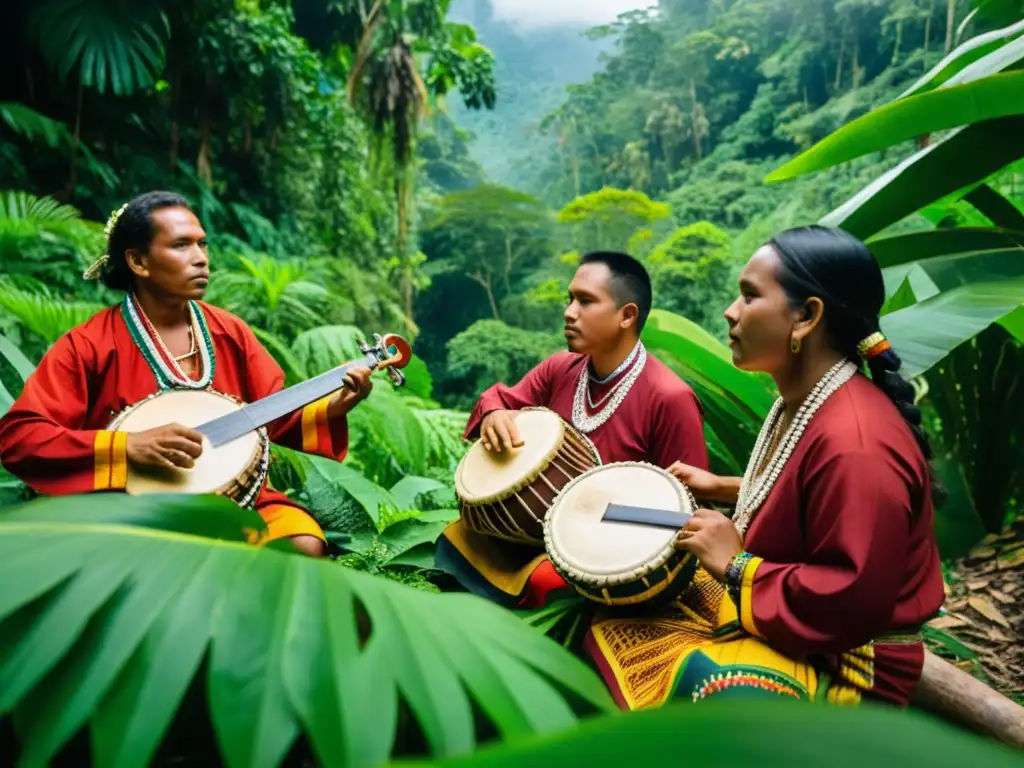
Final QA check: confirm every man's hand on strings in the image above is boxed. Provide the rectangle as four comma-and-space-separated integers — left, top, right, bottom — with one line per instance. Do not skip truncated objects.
126, 423, 204, 470
329, 366, 374, 416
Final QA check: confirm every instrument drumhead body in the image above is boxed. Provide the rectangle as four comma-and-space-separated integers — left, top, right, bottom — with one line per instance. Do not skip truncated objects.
544, 461, 699, 607
454, 407, 601, 546
107, 388, 269, 507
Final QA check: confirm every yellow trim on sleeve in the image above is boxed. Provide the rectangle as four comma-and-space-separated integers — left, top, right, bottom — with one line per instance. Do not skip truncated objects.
109, 431, 128, 489
739, 555, 765, 639
94, 430, 113, 490
301, 395, 332, 452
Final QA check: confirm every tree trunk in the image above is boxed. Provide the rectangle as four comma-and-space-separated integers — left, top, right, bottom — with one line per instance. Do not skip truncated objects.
689, 78, 702, 161
197, 110, 213, 186
66, 80, 83, 200
852, 42, 862, 88
945, 0, 956, 54
892, 20, 903, 65
835, 34, 845, 92
170, 121, 179, 169
924, 6, 932, 63
469, 271, 500, 320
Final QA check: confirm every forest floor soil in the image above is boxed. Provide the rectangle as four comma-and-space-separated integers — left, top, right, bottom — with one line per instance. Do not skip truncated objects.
928, 513, 1024, 704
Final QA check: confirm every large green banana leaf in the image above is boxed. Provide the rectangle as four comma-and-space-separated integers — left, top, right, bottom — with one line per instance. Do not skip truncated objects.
898, 17, 1024, 98
642, 309, 775, 475
818, 116, 1024, 239
880, 277, 1024, 376
867, 228, 1024, 269
0, 332, 36, 412
399, 699, 1023, 767
926, 324, 1024, 535
961, 184, 1024, 229
766, 71, 1024, 182
0, 494, 613, 768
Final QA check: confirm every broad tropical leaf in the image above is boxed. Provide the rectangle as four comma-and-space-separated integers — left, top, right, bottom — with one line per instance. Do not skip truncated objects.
867, 228, 1024, 269
0, 494, 613, 768
819, 116, 1024, 238
642, 310, 775, 475
961, 184, 1024, 229
926, 324, 1024, 535
898, 17, 1024, 98
766, 72, 1024, 181
402, 699, 1023, 767
0, 103, 71, 149
0, 280, 107, 346
251, 326, 309, 386
305, 454, 400, 529
880, 278, 1024, 376
292, 325, 367, 376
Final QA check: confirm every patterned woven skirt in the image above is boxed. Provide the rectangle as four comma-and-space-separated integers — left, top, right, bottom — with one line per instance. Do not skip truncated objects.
583, 569, 873, 710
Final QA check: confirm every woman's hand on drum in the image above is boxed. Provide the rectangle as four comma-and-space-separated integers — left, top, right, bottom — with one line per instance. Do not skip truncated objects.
126, 424, 204, 470
674, 508, 743, 582
480, 410, 524, 453
667, 461, 739, 505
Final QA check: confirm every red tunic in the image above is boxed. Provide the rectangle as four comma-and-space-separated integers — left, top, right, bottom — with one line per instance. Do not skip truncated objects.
0, 302, 347, 534
464, 349, 708, 468
438, 347, 710, 608
736, 374, 945, 705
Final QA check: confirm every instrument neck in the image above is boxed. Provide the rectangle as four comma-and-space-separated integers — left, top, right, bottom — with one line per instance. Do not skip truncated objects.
197, 353, 379, 447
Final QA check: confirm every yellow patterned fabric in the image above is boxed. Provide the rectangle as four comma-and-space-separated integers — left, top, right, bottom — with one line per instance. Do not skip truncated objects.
584, 567, 855, 710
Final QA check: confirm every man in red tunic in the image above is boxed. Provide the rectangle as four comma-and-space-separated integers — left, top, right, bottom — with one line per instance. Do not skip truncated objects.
0, 191, 372, 557
437, 251, 709, 606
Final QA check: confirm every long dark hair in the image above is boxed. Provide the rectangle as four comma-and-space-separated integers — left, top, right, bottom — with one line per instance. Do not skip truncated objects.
769, 224, 944, 505
99, 191, 193, 292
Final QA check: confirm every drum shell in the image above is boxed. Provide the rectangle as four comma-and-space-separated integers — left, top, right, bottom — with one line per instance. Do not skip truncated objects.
567, 550, 699, 607
456, 410, 600, 547
544, 461, 700, 608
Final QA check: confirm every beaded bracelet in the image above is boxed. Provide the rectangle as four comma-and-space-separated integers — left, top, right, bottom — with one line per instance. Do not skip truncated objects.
725, 551, 754, 606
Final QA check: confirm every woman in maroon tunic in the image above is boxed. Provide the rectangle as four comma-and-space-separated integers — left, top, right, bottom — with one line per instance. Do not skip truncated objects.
586, 225, 946, 710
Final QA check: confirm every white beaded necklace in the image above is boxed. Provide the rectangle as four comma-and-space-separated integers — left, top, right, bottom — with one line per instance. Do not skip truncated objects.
571, 343, 647, 434
733, 358, 858, 535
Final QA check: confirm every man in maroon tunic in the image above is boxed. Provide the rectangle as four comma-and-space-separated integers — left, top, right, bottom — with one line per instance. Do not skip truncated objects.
437, 251, 709, 607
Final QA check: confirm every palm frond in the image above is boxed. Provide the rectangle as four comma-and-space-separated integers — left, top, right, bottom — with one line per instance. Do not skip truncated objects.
27, 0, 170, 96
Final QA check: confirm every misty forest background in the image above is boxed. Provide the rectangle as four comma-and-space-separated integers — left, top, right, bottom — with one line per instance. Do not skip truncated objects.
2, 0, 1024, 766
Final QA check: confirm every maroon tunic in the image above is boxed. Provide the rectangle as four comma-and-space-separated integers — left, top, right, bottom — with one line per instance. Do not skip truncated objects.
737, 373, 945, 705
464, 349, 709, 469
437, 347, 709, 609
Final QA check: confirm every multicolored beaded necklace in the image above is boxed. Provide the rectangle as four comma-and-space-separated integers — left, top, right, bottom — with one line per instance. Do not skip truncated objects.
121, 293, 216, 391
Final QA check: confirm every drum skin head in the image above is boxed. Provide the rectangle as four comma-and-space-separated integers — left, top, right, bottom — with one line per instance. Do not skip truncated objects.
546, 462, 692, 583
110, 389, 261, 496
455, 408, 565, 503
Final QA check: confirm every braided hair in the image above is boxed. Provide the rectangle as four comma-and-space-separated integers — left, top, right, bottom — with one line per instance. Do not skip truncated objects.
85, 191, 193, 292
769, 224, 945, 506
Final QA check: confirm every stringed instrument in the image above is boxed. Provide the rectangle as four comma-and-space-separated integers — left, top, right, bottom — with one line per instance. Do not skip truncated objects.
107, 333, 411, 506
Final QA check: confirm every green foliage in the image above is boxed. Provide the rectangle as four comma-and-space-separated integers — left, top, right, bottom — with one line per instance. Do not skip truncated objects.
927, 325, 1024, 536
0, 191, 107, 295
645, 221, 735, 334
442, 320, 563, 410
404, 698, 1024, 768
420, 184, 556, 321
0, 493, 613, 767
556, 187, 672, 254
642, 310, 776, 476
27, 0, 169, 96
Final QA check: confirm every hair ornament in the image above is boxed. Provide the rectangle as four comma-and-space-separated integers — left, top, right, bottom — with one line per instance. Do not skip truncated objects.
83, 201, 129, 280
857, 331, 890, 359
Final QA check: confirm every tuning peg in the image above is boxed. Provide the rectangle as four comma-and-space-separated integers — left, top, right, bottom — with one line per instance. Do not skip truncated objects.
387, 367, 406, 388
